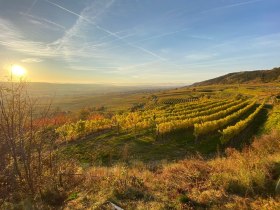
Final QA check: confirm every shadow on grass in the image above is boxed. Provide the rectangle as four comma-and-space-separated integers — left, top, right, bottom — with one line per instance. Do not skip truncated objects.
226, 104, 270, 150
59, 125, 225, 167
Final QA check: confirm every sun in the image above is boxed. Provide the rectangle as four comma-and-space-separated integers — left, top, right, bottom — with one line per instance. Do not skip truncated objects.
11, 65, 26, 77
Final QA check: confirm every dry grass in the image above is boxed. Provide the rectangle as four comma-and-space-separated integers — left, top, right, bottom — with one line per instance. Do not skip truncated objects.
3, 131, 279, 209
57, 131, 280, 209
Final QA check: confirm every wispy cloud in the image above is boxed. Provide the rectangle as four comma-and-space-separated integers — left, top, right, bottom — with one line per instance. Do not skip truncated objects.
20, 13, 66, 31
0, 17, 97, 60
1, 0, 208, 74
21, 58, 43, 63
207, 33, 280, 53
47, 2, 112, 63
1, 0, 276, 84
0, 18, 59, 57
253, 33, 280, 47
44, 0, 166, 61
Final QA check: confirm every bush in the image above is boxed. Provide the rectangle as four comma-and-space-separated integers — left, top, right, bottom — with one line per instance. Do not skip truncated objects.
41, 188, 67, 206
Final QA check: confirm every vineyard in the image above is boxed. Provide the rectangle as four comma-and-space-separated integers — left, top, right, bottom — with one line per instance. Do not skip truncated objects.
2, 78, 279, 210
159, 97, 199, 104
56, 97, 266, 147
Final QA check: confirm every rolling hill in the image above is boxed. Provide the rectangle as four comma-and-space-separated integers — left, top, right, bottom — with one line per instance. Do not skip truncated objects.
192, 67, 280, 86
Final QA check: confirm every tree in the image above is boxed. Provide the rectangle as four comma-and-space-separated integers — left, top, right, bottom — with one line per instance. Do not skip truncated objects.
0, 79, 58, 201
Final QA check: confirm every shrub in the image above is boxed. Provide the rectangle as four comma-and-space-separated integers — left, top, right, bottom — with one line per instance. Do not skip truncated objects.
41, 188, 67, 206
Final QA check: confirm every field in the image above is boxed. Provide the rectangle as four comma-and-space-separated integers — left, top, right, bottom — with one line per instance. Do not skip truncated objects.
2, 82, 280, 209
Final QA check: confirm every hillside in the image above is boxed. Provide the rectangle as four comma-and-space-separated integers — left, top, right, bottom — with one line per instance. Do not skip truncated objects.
2, 78, 280, 209
192, 67, 280, 86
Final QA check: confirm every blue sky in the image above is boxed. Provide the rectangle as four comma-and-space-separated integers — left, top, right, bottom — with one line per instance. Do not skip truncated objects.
0, 0, 279, 84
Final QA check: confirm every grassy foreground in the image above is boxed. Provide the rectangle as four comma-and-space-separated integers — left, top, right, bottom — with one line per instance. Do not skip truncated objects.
65, 132, 280, 209
6, 130, 278, 209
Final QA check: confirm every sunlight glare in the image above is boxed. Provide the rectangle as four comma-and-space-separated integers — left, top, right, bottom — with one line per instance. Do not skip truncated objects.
11, 65, 26, 77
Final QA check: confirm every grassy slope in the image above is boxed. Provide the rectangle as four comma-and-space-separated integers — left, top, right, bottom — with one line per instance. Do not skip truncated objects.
5, 116, 280, 209
56, 84, 280, 209
63, 130, 280, 210
4, 84, 280, 209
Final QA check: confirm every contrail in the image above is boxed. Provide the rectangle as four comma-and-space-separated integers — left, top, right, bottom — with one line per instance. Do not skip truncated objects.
44, 0, 165, 61
25, 0, 38, 14
44, 0, 86, 20
201, 0, 264, 14
220, 0, 264, 9
20, 12, 66, 30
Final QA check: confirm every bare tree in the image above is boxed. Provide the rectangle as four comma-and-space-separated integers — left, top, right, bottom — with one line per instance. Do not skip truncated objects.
0, 78, 58, 202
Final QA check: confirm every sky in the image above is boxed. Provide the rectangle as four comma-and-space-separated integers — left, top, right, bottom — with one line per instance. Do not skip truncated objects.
0, 0, 279, 85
